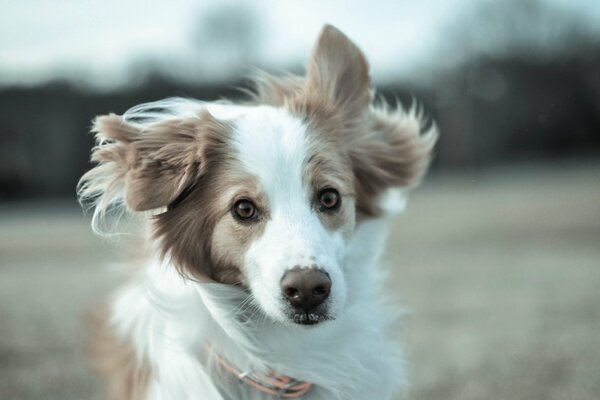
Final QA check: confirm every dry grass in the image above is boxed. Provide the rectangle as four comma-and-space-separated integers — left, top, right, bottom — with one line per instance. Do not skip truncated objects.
1, 162, 599, 400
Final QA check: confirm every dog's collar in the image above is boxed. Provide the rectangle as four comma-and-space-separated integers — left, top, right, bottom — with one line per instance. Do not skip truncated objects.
211, 350, 313, 398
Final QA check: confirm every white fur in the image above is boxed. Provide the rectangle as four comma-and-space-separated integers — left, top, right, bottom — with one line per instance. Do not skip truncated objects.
231, 107, 347, 324
90, 98, 413, 399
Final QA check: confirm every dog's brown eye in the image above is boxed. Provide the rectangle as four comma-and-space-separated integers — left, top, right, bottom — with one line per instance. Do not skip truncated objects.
233, 200, 257, 221
318, 189, 340, 211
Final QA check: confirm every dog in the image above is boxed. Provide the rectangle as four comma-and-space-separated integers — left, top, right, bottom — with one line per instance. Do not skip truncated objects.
78, 24, 437, 400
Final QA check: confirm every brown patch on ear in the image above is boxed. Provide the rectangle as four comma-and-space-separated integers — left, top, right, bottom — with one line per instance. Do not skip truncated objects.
87, 307, 151, 400
352, 107, 438, 217
305, 24, 372, 117
91, 112, 226, 212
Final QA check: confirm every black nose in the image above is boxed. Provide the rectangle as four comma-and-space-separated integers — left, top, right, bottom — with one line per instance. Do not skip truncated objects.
281, 268, 331, 312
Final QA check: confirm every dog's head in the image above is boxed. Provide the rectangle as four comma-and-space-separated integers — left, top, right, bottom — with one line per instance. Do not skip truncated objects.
79, 25, 436, 327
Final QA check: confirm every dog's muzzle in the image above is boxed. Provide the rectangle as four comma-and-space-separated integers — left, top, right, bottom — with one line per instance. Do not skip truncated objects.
281, 267, 331, 325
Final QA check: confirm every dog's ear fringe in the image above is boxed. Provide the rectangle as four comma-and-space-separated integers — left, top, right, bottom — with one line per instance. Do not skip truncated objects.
77, 117, 131, 237
77, 98, 208, 237
369, 97, 438, 188
352, 98, 438, 218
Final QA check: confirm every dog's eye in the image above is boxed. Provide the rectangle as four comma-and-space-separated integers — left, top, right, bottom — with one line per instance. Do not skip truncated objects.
233, 200, 257, 221
318, 189, 341, 211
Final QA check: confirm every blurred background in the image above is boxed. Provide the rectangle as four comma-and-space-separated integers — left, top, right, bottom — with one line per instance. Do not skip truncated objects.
1, 0, 599, 399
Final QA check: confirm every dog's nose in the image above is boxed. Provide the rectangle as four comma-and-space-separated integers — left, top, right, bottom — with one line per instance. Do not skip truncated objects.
281, 268, 331, 311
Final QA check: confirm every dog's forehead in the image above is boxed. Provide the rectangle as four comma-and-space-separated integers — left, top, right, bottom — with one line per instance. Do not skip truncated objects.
229, 106, 309, 201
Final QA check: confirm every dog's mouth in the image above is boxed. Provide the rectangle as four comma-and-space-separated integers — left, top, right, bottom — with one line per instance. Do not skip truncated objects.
289, 311, 332, 326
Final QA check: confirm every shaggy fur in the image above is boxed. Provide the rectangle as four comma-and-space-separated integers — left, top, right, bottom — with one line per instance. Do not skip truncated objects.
78, 25, 437, 400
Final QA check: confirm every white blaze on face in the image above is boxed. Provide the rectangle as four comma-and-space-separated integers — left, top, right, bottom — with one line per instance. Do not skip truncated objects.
230, 106, 347, 323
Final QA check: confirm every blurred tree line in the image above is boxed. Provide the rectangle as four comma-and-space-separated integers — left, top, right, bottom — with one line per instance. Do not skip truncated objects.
1, 0, 598, 200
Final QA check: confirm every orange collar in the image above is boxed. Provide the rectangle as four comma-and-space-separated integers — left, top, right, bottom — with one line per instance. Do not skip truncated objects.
211, 350, 313, 398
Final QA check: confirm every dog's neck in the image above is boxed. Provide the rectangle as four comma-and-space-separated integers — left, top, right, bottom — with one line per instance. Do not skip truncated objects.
207, 345, 313, 398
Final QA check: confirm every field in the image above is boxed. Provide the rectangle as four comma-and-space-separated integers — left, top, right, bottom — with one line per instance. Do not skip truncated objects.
1, 163, 599, 400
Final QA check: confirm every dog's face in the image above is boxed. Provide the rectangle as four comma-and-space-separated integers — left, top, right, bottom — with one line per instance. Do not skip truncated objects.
210, 106, 356, 325
82, 25, 436, 327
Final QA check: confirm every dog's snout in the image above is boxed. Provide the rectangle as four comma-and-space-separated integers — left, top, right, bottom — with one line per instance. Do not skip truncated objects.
281, 268, 331, 312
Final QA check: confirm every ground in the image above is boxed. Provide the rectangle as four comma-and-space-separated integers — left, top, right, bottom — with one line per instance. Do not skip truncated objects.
1, 162, 599, 400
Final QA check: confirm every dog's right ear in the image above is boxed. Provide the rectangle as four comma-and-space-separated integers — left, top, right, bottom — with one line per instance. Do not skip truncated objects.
86, 112, 226, 212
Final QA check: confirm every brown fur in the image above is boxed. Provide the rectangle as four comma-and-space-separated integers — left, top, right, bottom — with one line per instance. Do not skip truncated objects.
303, 137, 356, 236
209, 178, 269, 284
88, 111, 256, 283
87, 307, 151, 400
91, 111, 227, 212
155, 160, 268, 284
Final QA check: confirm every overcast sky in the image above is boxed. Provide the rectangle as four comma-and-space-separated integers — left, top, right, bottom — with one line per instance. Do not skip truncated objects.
1, 0, 599, 89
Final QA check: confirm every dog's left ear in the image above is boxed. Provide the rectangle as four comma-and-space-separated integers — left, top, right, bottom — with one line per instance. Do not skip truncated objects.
305, 24, 371, 117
